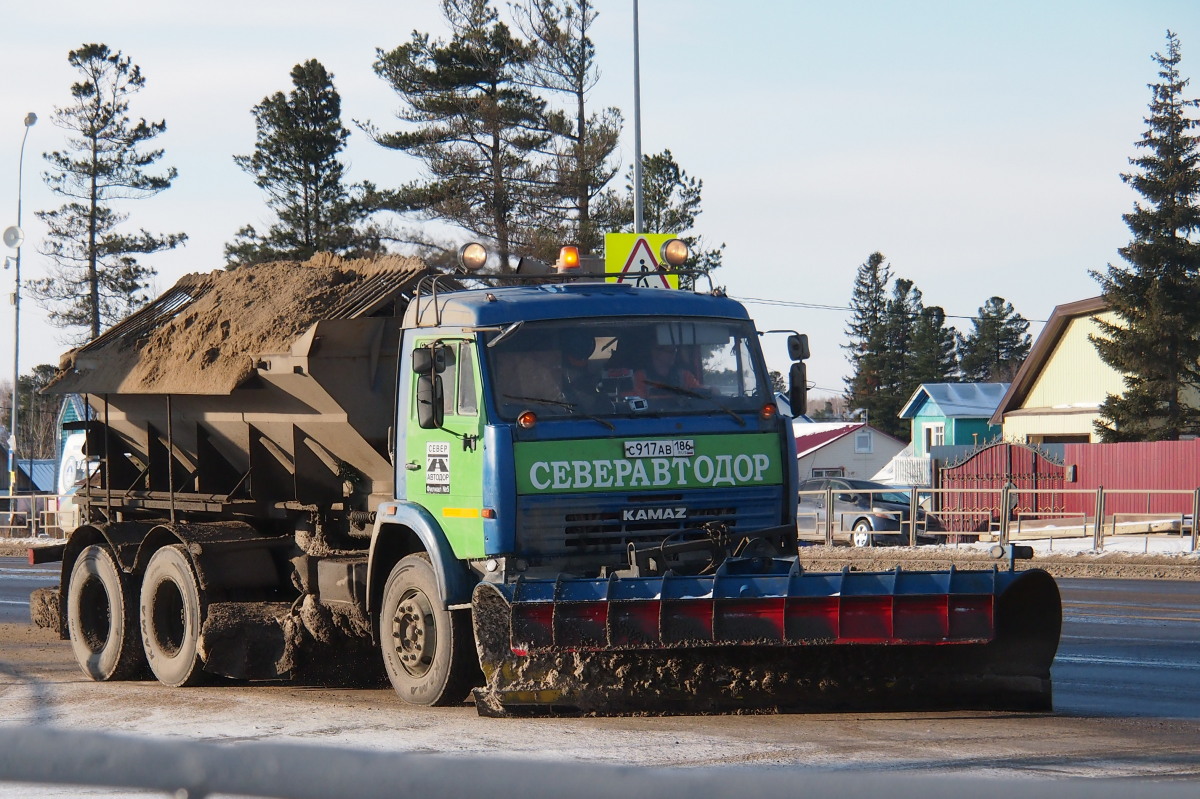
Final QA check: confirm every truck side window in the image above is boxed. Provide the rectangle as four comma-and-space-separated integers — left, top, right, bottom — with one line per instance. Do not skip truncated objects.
457, 343, 478, 416
441, 346, 459, 416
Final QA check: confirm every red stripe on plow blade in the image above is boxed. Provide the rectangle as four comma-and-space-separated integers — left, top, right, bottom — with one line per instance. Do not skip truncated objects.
508, 593, 995, 651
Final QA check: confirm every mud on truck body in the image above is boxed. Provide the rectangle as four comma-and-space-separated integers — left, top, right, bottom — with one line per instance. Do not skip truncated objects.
34, 255, 1061, 716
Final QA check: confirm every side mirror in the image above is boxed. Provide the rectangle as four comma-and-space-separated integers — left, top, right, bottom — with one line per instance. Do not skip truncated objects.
789, 361, 807, 416
412, 346, 448, 375
416, 375, 444, 429
787, 333, 809, 362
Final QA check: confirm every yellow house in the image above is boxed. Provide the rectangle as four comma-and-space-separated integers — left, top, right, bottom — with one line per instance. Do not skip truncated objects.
990, 297, 1125, 443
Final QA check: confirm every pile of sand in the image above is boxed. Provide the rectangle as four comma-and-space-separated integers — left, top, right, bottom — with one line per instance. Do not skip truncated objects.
52, 254, 427, 396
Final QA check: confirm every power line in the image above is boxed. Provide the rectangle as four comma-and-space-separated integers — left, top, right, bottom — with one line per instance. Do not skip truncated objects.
732, 295, 1048, 325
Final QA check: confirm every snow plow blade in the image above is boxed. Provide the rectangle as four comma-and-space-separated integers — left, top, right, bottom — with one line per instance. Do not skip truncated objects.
471, 559, 1061, 717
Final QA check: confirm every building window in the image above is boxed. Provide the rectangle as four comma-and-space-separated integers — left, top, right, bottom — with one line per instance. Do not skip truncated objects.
854, 430, 872, 454
923, 423, 945, 451
812, 467, 845, 477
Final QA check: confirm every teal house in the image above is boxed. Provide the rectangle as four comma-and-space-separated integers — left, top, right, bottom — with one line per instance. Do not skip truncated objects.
899, 383, 1008, 458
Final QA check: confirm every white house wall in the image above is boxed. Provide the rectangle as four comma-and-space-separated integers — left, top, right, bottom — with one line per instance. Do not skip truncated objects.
796, 434, 904, 480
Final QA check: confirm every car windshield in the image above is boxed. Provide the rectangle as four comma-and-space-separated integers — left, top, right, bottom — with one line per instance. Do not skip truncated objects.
484, 316, 770, 420
868, 490, 911, 505
844, 482, 911, 504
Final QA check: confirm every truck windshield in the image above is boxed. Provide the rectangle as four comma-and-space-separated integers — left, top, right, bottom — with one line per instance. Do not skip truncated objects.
484, 317, 771, 420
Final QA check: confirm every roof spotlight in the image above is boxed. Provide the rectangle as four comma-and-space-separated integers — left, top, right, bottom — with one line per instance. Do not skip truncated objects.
660, 238, 690, 268
458, 242, 489, 271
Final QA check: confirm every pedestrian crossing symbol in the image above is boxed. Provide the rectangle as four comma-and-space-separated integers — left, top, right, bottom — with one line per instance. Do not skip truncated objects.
605, 233, 681, 289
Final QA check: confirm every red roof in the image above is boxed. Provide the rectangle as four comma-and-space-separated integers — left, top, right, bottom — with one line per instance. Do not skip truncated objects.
793, 422, 865, 457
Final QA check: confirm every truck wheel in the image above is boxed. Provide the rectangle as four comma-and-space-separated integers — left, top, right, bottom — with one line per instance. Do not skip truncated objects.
380, 554, 478, 706
67, 544, 147, 681
140, 544, 206, 687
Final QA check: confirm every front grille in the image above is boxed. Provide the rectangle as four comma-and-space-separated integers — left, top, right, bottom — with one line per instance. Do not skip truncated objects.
516, 486, 782, 559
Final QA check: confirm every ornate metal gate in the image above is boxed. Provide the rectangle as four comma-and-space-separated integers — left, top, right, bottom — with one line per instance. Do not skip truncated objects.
935, 442, 1066, 534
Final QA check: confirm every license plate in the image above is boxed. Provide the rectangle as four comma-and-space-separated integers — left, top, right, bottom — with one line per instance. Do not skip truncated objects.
623, 439, 695, 458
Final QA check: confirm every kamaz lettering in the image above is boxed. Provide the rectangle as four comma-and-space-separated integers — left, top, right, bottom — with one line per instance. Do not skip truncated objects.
623, 507, 687, 521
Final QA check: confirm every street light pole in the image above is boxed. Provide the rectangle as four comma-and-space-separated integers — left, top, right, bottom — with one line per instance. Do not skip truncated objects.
7, 112, 36, 509
632, 0, 643, 234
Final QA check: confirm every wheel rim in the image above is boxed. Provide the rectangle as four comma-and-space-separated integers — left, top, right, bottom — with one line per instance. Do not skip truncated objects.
392, 587, 436, 679
76, 573, 112, 654
150, 578, 187, 657
852, 526, 871, 547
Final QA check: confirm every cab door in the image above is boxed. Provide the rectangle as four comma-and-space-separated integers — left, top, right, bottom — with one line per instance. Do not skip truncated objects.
404, 338, 486, 559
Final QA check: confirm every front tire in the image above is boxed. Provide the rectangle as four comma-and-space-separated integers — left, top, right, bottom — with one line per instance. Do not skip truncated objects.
67, 544, 147, 681
380, 554, 478, 706
851, 521, 874, 547
139, 544, 206, 687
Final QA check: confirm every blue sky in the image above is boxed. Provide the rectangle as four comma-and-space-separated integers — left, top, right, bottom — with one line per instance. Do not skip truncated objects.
1, 1, 1197, 398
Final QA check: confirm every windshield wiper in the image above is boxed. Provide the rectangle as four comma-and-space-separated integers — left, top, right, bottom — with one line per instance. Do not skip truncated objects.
503, 394, 615, 430
643, 381, 747, 426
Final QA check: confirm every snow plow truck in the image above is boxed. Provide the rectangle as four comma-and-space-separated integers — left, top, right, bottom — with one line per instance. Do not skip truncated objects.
31, 248, 1062, 715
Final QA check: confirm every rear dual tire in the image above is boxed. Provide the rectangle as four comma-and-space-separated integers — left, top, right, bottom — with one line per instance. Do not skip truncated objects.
67, 545, 147, 681
139, 544, 206, 687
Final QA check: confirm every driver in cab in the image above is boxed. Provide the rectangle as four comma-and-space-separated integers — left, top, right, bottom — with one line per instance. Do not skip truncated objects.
632, 343, 701, 397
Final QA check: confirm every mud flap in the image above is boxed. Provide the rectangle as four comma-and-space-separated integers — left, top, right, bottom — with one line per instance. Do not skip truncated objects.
470, 566, 1061, 717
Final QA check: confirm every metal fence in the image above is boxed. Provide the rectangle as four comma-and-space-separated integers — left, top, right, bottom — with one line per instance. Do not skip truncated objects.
797, 485, 1200, 552
0, 493, 72, 539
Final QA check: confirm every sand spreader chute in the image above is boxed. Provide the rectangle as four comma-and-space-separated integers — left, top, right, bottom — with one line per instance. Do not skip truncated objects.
471, 558, 1062, 716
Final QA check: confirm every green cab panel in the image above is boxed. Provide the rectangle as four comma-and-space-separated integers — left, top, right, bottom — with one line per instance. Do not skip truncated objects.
405, 337, 487, 559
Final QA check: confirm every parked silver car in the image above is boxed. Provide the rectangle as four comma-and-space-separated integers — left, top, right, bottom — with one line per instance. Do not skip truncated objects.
797, 478, 940, 546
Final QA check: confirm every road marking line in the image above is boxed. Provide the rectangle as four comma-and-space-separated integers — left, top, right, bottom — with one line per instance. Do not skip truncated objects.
1055, 654, 1199, 670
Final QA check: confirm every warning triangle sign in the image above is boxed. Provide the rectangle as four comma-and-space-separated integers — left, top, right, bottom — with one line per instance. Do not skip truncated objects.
618, 237, 671, 288
604, 233, 681, 288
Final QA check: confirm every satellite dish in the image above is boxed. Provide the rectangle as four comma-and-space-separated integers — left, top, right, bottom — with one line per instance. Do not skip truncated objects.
2, 226, 23, 249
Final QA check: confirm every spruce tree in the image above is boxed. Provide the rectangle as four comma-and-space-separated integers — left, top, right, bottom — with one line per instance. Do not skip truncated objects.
874, 278, 923, 440
957, 297, 1031, 383
910, 306, 959, 385
367, 0, 550, 271
843, 252, 892, 430
1090, 31, 1200, 441
29, 43, 186, 341
227, 60, 378, 266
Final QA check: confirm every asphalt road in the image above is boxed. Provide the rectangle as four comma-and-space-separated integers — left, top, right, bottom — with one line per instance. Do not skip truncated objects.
3, 556, 1200, 791
3, 556, 1198, 720
0, 557, 57, 625
1054, 578, 1200, 719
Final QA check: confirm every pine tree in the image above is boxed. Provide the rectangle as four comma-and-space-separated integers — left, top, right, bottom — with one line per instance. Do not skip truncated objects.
513, 0, 622, 256
226, 59, 379, 266
1090, 31, 1200, 441
29, 43, 186, 341
366, 0, 550, 271
957, 297, 1032, 382
843, 252, 892, 430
